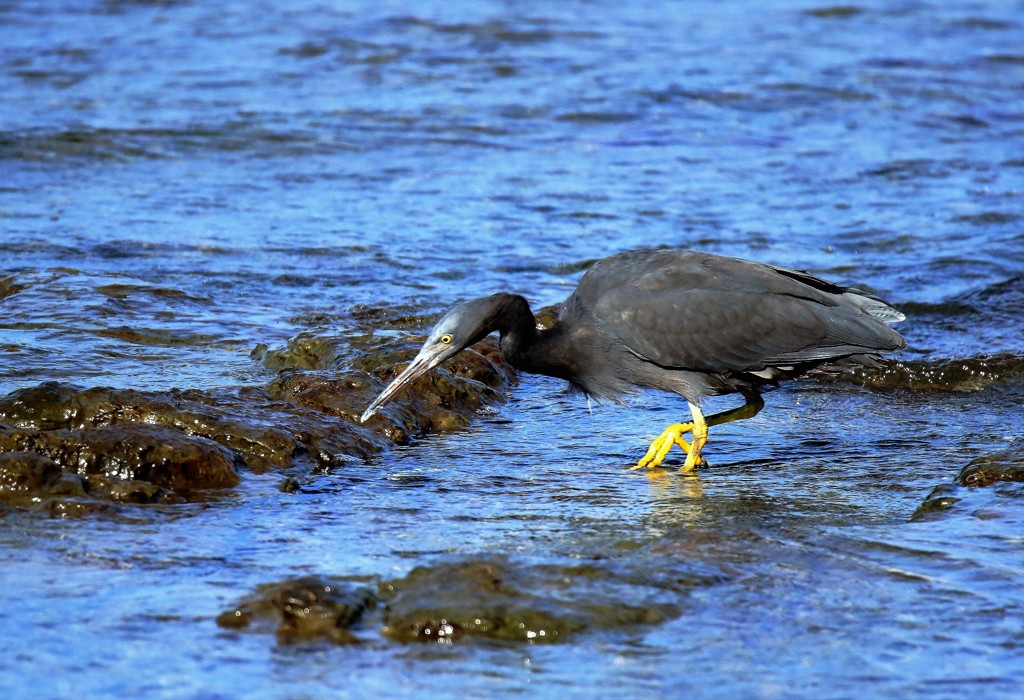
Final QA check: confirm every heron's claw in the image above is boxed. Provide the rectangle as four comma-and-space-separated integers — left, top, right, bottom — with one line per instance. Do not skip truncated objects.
633, 422, 706, 471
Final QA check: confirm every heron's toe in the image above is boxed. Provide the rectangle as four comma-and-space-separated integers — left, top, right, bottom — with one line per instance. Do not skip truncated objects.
633, 422, 696, 470
679, 453, 708, 472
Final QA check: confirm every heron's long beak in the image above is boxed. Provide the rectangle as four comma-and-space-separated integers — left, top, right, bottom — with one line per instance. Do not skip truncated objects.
360, 345, 449, 423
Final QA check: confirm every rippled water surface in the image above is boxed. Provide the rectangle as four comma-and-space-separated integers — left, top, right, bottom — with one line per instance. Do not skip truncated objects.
2, 0, 1024, 698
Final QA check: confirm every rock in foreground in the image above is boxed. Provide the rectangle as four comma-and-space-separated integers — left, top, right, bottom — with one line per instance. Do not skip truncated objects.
219, 557, 681, 646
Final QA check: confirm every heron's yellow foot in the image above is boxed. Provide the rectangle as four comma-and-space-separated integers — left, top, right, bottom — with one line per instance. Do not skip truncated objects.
633, 422, 706, 470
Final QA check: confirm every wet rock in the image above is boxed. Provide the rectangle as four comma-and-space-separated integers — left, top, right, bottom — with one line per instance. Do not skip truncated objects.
0, 381, 384, 473
48, 472, 90, 499
0, 451, 64, 495
0, 347, 515, 476
80, 474, 175, 504
0, 443, 175, 512
217, 576, 376, 645
911, 443, 1024, 521
957, 449, 1024, 487
175, 384, 384, 471
0, 383, 292, 470
0, 274, 27, 302
845, 352, 1024, 392
253, 321, 518, 450
380, 557, 679, 644
0, 382, 82, 430
910, 483, 962, 522
41, 499, 114, 518
341, 303, 551, 441
533, 304, 561, 330
252, 331, 344, 371
0, 307, 525, 511
0, 422, 240, 491
264, 371, 385, 425
259, 370, 411, 460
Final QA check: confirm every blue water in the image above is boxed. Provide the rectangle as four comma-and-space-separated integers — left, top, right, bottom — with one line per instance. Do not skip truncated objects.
2, 0, 1024, 698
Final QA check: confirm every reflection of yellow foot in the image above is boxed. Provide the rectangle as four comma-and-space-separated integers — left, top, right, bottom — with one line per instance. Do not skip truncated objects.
633, 422, 707, 471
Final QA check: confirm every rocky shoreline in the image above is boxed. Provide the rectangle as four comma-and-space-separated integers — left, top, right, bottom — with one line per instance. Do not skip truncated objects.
0, 337, 514, 514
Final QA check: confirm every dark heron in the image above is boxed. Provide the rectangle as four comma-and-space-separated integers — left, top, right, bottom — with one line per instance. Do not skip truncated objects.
361, 249, 906, 471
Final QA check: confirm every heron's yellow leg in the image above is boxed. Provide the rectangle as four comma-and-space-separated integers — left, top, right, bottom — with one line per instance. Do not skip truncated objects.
634, 393, 766, 472
680, 403, 708, 473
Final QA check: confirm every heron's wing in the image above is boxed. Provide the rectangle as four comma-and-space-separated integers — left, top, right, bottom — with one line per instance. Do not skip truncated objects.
573, 250, 903, 372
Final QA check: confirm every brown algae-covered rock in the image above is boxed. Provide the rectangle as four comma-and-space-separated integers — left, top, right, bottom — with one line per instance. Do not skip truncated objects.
0, 382, 311, 471
0, 450, 65, 496
0, 380, 393, 476
217, 576, 377, 645
0, 435, 200, 510
0, 309, 521, 509
957, 448, 1024, 488
845, 353, 1024, 392
218, 557, 680, 647
171, 384, 387, 471
911, 443, 1024, 521
380, 558, 679, 644
0, 422, 241, 490
251, 331, 345, 372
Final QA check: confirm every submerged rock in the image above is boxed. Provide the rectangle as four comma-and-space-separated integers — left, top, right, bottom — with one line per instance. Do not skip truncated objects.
218, 556, 681, 647
381, 559, 581, 644
845, 352, 1024, 392
911, 442, 1024, 521
957, 449, 1024, 488
0, 274, 27, 302
216, 576, 377, 645
380, 557, 679, 645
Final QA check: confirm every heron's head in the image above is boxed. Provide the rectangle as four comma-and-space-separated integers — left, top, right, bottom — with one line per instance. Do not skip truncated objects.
360, 296, 506, 422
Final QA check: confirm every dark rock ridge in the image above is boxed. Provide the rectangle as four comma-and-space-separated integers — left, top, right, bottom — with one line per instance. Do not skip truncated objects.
0, 337, 514, 513
218, 556, 681, 646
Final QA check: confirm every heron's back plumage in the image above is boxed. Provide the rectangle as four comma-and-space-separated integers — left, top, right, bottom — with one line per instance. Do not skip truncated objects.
561, 249, 905, 401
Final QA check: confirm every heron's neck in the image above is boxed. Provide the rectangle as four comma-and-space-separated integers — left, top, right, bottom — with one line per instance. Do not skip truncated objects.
494, 294, 573, 380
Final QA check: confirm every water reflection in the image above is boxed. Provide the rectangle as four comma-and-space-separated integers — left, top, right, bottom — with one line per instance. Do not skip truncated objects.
638, 470, 705, 533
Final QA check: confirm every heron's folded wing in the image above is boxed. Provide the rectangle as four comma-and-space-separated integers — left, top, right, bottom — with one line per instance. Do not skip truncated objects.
589, 286, 838, 371
574, 249, 903, 372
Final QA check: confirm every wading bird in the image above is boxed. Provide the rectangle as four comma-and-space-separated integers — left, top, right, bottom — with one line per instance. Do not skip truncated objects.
361, 249, 906, 471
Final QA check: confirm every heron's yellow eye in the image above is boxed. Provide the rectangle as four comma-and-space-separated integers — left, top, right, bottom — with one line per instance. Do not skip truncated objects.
440, 334, 453, 344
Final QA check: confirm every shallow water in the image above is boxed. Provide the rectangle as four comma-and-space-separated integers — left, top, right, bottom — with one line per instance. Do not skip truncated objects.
2, 0, 1024, 698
